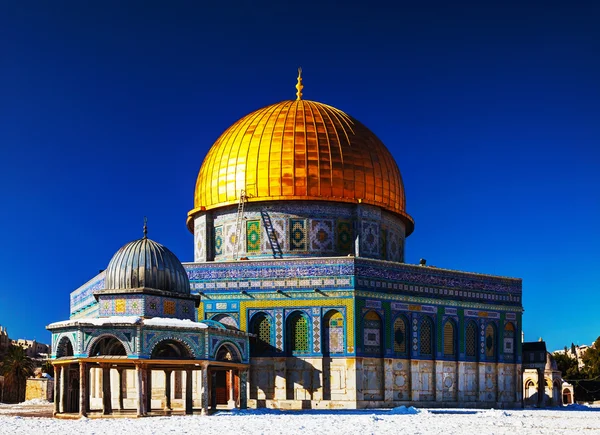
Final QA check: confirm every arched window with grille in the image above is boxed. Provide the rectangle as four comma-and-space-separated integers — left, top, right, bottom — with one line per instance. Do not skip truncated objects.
443, 319, 456, 358
323, 310, 344, 355
250, 312, 272, 356
363, 310, 383, 356
419, 317, 433, 357
465, 321, 478, 359
485, 323, 496, 360
393, 315, 408, 355
287, 311, 310, 355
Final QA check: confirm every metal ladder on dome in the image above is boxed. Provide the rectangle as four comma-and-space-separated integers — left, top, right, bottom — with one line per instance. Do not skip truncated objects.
232, 190, 247, 260
261, 210, 283, 259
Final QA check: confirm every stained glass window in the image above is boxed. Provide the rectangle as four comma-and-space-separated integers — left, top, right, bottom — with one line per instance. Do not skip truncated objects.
443, 321, 455, 356
419, 317, 432, 356
466, 322, 477, 357
393, 316, 407, 354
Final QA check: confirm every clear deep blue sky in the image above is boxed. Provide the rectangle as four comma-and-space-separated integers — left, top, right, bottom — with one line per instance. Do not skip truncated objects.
1, 1, 598, 351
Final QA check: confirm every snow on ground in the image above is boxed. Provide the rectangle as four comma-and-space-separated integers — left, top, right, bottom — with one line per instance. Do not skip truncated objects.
1, 405, 600, 435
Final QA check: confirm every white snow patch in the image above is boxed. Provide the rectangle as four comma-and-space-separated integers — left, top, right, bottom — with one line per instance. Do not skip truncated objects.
48, 317, 208, 329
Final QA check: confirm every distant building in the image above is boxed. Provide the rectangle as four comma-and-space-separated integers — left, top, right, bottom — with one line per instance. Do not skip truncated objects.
554, 343, 591, 370
0, 325, 50, 358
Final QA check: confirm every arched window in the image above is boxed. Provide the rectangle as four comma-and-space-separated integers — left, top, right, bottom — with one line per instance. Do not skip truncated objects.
443, 320, 456, 357
466, 322, 477, 358
323, 310, 344, 355
419, 317, 433, 357
363, 310, 383, 356
56, 336, 74, 358
250, 313, 272, 356
485, 323, 496, 359
90, 335, 126, 357
393, 315, 407, 354
287, 312, 310, 355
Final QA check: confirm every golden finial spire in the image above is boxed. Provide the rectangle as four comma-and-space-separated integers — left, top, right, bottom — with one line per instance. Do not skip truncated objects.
143, 216, 148, 239
295, 67, 303, 100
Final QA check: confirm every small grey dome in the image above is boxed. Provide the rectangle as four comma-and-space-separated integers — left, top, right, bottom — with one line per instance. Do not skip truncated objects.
105, 237, 190, 294
545, 352, 558, 371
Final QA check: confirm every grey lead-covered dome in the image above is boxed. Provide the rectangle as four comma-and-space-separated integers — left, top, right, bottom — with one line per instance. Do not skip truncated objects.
104, 237, 190, 295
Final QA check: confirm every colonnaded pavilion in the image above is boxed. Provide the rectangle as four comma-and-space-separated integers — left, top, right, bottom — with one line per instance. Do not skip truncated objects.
48, 71, 524, 417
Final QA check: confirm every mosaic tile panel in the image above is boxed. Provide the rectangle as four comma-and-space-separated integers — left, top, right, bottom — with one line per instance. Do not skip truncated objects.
224, 223, 236, 255
388, 230, 400, 262
290, 219, 307, 250
310, 219, 334, 251
337, 219, 353, 253
380, 228, 387, 259
312, 309, 321, 353
194, 219, 206, 262
261, 217, 286, 252
361, 221, 379, 256
214, 226, 223, 256
246, 220, 261, 253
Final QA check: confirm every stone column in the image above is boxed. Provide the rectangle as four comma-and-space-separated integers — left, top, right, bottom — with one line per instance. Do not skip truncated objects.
239, 368, 248, 410
136, 364, 144, 417
185, 368, 193, 414
116, 368, 124, 411
53, 365, 61, 415
201, 363, 209, 415
101, 365, 112, 415
79, 362, 87, 417
210, 371, 217, 411
145, 368, 152, 413
60, 365, 68, 413
228, 369, 236, 408
164, 370, 172, 410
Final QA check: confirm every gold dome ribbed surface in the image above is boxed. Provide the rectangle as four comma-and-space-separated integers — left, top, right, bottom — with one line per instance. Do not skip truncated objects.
190, 100, 413, 233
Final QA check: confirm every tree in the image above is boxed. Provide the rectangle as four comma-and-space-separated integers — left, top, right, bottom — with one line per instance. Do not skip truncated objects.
0, 345, 34, 403
582, 336, 600, 378
554, 348, 580, 379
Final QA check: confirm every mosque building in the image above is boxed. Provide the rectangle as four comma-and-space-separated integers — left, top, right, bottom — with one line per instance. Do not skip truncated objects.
48, 71, 524, 415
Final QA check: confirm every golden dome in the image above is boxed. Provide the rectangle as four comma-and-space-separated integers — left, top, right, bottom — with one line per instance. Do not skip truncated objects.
188, 99, 414, 235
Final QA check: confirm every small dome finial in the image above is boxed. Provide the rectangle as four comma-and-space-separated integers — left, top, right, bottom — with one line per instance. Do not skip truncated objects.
295, 67, 303, 100
143, 216, 148, 239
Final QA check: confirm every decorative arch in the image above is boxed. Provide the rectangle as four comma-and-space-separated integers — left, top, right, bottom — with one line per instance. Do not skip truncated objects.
148, 337, 196, 359
286, 311, 311, 356
250, 312, 274, 356
485, 323, 497, 360
89, 334, 127, 357
419, 316, 434, 357
392, 314, 408, 355
563, 388, 573, 405
211, 313, 239, 328
443, 319, 457, 358
323, 309, 344, 355
55, 336, 74, 358
363, 310, 383, 357
465, 321, 478, 359
214, 341, 243, 363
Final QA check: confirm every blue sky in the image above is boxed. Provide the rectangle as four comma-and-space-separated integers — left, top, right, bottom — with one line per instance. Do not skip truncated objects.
0, 1, 598, 351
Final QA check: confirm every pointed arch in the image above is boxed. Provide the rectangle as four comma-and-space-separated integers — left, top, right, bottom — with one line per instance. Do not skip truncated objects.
363, 310, 383, 357
393, 314, 408, 356
150, 339, 194, 359
323, 309, 344, 355
286, 311, 310, 356
250, 312, 273, 356
443, 319, 457, 358
211, 313, 239, 329
89, 334, 127, 357
485, 323, 497, 360
55, 336, 74, 358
